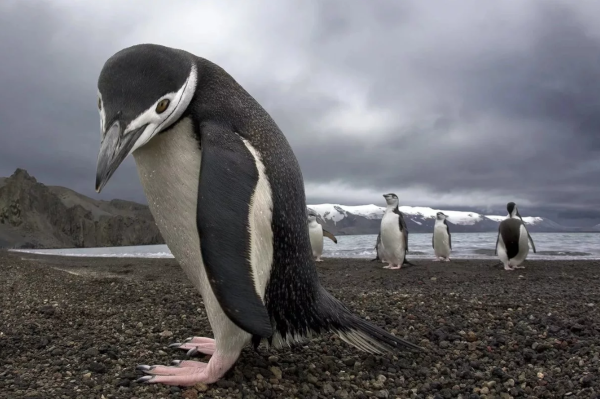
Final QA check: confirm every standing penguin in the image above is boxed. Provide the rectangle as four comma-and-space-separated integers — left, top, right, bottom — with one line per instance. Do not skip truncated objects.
432, 212, 451, 261
494, 202, 537, 271
307, 208, 337, 262
94, 44, 421, 387
372, 232, 417, 267
379, 193, 409, 270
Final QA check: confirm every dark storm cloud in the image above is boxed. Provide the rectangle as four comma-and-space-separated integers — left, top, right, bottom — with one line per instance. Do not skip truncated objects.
0, 1, 143, 201
281, 1, 600, 213
0, 0, 599, 222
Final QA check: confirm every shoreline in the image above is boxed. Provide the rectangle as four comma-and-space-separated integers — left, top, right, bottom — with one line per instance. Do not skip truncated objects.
1, 251, 599, 398
7, 249, 600, 263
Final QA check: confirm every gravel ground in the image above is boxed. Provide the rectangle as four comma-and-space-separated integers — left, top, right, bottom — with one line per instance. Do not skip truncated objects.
1, 250, 599, 399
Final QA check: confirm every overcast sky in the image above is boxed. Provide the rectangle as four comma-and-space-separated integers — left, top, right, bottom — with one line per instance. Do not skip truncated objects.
1, 0, 600, 225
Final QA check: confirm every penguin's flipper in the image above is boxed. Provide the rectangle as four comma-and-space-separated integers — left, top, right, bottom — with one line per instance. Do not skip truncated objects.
196, 122, 272, 338
527, 231, 536, 253
322, 229, 338, 244
444, 219, 452, 250
494, 227, 500, 256
399, 213, 409, 252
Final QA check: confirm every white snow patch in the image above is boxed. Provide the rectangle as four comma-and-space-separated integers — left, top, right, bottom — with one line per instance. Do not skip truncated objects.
307, 204, 545, 226
485, 215, 544, 225
308, 204, 384, 224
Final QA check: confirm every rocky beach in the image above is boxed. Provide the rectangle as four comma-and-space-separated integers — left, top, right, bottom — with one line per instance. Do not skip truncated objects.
1, 251, 599, 399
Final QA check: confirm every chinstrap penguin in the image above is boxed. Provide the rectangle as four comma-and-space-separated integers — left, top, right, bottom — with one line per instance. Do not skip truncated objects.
94, 44, 422, 387
494, 202, 537, 271
379, 193, 409, 270
372, 232, 417, 267
432, 212, 451, 261
307, 208, 337, 262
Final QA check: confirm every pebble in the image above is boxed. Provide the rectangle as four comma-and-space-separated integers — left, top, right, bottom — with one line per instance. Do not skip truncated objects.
2, 254, 599, 399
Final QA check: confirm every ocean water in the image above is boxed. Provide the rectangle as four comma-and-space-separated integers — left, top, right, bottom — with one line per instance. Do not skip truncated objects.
10, 232, 600, 260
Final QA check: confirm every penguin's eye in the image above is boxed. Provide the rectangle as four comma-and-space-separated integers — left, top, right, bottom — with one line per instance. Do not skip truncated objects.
156, 99, 170, 114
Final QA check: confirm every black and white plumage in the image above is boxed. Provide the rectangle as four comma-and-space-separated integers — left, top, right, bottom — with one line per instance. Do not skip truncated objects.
379, 193, 409, 270
307, 208, 337, 262
372, 232, 417, 267
432, 212, 451, 262
494, 202, 537, 271
94, 44, 421, 387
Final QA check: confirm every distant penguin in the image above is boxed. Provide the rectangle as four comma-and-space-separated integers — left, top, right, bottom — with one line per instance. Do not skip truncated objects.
94, 44, 421, 387
379, 193, 409, 270
307, 208, 337, 262
432, 212, 451, 261
494, 202, 537, 271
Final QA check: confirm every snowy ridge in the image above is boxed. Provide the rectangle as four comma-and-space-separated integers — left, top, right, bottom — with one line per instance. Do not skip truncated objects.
307, 203, 544, 226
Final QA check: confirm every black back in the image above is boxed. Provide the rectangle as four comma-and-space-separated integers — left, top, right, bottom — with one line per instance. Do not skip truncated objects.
392, 206, 409, 252
444, 219, 452, 249
499, 218, 523, 259
188, 56, 326, 342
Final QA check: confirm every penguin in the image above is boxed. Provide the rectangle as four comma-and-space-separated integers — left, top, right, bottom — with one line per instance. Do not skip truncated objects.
379, 193, 409, 270
432, 212, 451, 261
371, 232, 417, 267
307, 208, 337, 262
494, 202, 537, 271
94, 44, 422, 387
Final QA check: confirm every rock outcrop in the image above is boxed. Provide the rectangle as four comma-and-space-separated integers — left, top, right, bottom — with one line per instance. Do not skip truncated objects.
0, 169, 164, 249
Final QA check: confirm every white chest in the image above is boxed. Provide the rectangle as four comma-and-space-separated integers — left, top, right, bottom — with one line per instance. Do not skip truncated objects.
381, 212, 400, 234
433, 222, 447, 235
132, 118, 205, 289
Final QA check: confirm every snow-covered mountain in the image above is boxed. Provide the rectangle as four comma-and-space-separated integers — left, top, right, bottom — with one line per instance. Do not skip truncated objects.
306, 204, 569, 235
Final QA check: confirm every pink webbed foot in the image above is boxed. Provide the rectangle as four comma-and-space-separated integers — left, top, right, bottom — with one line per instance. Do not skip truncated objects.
136, 352, 239, 386
432, 258, 441, 262
504, 265, 515, 271
168, 336, 216, 356
444, 257, 451, 262
514, 265, 525, 269
386, 264, 401, 270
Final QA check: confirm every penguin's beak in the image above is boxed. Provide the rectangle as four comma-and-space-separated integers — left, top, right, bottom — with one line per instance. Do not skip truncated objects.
95, 121, 147, 193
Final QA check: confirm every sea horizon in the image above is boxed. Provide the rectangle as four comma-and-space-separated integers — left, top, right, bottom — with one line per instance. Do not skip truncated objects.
10, 232, 600, 261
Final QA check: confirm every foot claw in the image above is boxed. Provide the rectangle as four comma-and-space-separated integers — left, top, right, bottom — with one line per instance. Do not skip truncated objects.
187, 347, 198, 357
136, 375, 155, 384
171, 360, 182, 366
136, 365, 154, 371
169, 342, 183, 348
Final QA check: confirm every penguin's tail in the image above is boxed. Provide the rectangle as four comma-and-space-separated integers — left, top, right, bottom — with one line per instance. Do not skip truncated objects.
317, 287, 424, 354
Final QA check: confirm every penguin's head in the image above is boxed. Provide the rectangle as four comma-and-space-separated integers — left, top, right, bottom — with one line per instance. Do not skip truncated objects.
307, 208, 318, 222
383, 193, 399, 206
436, 212, 448, 221
95, 44, 198, 192
507, 202, 521, 219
